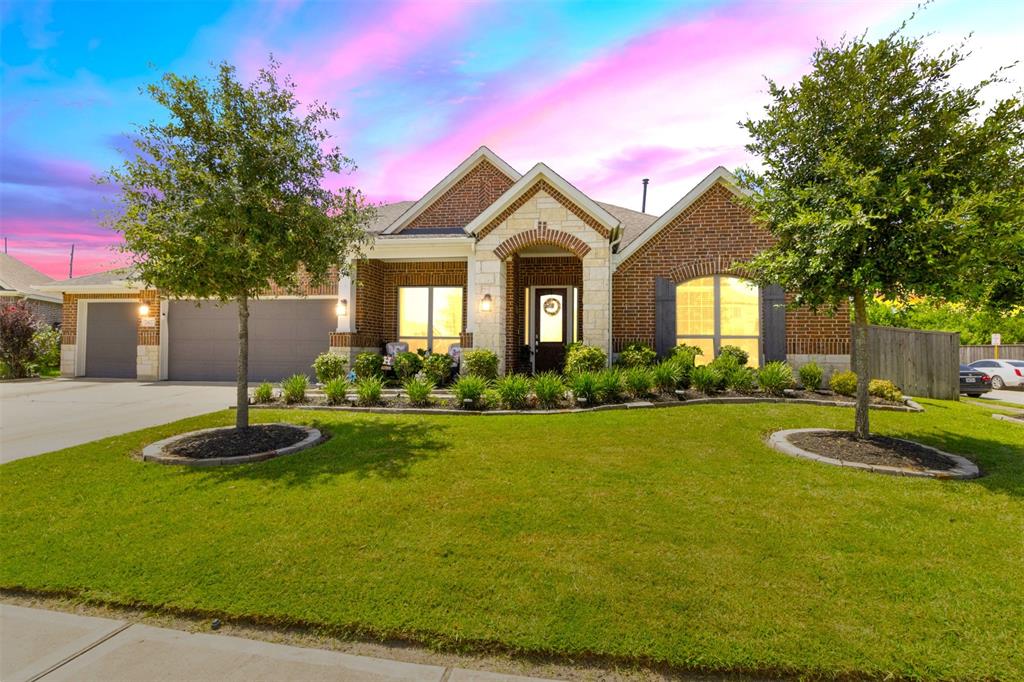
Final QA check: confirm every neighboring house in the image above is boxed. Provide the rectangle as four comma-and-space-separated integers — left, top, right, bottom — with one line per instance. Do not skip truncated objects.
0, 253, 62, 327
37, 146, 849, 382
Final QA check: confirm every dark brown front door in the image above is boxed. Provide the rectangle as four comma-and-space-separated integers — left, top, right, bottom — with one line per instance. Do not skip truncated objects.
533, 287, 569, 373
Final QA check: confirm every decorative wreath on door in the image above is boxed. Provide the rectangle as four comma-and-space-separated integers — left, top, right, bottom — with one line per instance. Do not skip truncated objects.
543, 298, 561, 316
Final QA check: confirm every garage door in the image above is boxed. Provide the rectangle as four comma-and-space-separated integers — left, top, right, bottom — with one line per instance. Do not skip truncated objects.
168, 300, 336, 381
85, 302, 137, 378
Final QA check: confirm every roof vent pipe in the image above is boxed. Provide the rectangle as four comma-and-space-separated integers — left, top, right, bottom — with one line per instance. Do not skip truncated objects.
641, 178, 650, 213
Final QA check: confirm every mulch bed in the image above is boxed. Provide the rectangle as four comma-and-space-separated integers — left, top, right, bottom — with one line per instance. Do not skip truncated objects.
789, 431, 956, 471
166, 425, 308, 460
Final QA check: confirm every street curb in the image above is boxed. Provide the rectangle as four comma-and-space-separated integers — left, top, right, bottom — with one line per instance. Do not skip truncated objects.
142, 424, 323, 466
992, 413, 1024, 425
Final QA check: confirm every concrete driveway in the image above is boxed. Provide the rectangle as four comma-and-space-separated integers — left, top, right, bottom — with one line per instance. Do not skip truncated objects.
0, 379, 235, 463
979, 388, 1024, 406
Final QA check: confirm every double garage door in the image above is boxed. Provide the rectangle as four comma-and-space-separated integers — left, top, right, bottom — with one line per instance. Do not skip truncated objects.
168, 300, 336, 381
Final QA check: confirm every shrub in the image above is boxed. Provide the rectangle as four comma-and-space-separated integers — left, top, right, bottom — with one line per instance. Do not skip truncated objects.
0, 300, 40, 378
452, 374, 489, 408
422, 352, 453, 386
355, 376, 384, 406
563, 342, 607, 376
616, 343, 656, 368
495, 373, 532, 409
717, 344, 749, 366
690, 365, 720, 395
481, 388, 501, 410
869, 379, 903, 402
353, 352, 383, 379
392, 351, 422, 381
403, 376, 434, 407
569, 371, 599, 405
281, 374, 309, 404
709, 353, 741, 389
532, 372, 565, 408
757, 361, 793, 396
623, 367, 655, 398
323, 377, 349, 405
670, 343, 703, 367
798, 362, 824, 390
312, 352, 347, 384
829, 370, 858, 397
31, 326, 60, 371
724, 366, 756, 392
652, 360, 683, 393
252, 381, 274, 403
463, 348, 499, 380
596, 368, 625, 404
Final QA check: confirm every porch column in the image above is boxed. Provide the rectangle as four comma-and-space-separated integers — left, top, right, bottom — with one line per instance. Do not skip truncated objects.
473, 252, 505, 372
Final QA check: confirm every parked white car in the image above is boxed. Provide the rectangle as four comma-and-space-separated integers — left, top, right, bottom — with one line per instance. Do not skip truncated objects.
968, 359, 1024, 390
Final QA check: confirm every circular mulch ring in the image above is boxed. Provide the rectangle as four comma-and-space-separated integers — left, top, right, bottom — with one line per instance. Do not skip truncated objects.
142, 423, 323, 466
767, 428, 980, 479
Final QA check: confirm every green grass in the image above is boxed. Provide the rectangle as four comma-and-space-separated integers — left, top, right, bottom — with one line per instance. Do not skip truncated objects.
2, 402, 1023, 680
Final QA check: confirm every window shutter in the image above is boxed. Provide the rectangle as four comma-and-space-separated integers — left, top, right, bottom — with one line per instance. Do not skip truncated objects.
761, 284, 786, 363
655, 277, 676, 358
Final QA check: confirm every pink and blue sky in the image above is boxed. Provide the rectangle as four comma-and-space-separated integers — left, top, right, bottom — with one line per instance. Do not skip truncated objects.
1, 0, 1021, 278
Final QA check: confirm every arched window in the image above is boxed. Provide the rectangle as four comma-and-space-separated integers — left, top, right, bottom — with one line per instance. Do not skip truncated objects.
676, 275, 761, 366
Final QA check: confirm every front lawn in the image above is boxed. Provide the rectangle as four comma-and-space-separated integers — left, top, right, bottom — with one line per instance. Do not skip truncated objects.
2, 402, 1022, 679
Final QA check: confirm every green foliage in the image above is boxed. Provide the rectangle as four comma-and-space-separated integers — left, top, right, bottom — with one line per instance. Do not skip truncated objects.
495, 374, 532, 410
252, 382, 274, 404
402, 376, 434, 407
616, 343, 657, 368
595, 369, 625, 404
452, 374, 489, 408
869, 379, 904, 403
623, 367, 655, 398
690, 365, 721, 395
353, 352, 384, 379
421, 353, 453, 386
323, 377, 349, 405
756, 362, 793, 396
312, 352, 347, 384
724, 366, 756, 392
569, 372, 599, 405
867, 297, 1024, 345
31, 326, 60, 371
708, 353, 741, 387
830, 371, 858, 397
670, 344, 703, 368
463, 348, 499, 380
563, 342, 607, 376
392, 351, 422, 381
354, 376, 384, 406
531, 372, 565, 409
798, 362, 824, 391
652, 360, 683, 393
717, 344, 749, 366
281, 374, 308, 404
0, 300, 40, 378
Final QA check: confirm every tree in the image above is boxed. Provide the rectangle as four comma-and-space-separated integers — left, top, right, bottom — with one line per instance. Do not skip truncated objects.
0, 300, 42, 378
738, 22, 1024, 438
103, 60, 374, 429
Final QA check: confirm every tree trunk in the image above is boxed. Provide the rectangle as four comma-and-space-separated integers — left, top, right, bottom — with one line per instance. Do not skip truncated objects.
852, 290, 870, 439
236, 295, 250, 430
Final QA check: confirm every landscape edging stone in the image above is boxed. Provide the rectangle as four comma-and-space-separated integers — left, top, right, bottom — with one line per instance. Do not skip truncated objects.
142, 424, 323, 466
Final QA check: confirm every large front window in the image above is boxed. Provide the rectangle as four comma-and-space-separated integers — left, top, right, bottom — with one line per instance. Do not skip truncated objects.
398, 286, 462, 354
676, 275, 760, 366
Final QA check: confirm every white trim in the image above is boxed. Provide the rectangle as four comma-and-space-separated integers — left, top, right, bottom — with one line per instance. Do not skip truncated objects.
159, 299, 169, 380
337, 273, 355, 333
0, 289, 62, 304
465, 163, 621, 236
613, 167, 751, 265
382, 146, 521, 234
465, 250, 477, 333
368, 236, 474, 260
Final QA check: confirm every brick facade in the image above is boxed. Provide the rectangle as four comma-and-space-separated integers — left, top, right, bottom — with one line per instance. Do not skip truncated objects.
612, 182, 850, 354
406, 160, 514, 230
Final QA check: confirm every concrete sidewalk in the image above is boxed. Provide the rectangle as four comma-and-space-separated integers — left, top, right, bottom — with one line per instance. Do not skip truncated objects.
1, 604, 551, 682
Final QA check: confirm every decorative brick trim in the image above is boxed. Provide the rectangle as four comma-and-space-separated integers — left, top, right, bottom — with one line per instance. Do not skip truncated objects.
493, 228, 591, 261
668, 257, 751, 284
476, 180, 612, 241
329, 332, 379, 348
459, 332, 474, 348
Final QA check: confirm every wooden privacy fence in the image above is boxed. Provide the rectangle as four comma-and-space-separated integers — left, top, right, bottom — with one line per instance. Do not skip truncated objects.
960, 344, 1024, 363
853, 325, 960, 400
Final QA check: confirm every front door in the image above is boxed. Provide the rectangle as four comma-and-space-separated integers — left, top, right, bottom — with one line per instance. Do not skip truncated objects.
533, 287, 570, 373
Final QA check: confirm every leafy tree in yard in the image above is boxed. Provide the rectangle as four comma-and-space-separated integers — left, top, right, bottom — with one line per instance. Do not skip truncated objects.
102, 59, 374, 429
739, 21, 1024, 438
0, 300, 41, 378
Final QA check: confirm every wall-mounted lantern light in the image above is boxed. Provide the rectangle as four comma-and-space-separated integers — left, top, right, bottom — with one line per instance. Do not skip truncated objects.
138, 304, 151, 317
480, 294, 493, 312
336, 299, 348, 317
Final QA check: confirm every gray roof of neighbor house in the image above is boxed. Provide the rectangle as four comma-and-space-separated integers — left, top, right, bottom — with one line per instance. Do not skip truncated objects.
0, 253, 62, 303
37, 267, 137, 291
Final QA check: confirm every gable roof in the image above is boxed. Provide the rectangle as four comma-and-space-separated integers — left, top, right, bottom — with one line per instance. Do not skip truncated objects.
35, 267, 138, 292
465, 162, 621, 239
367, 201, 416, 233
0, 253, 61, 303
614, 166, 750, 263
382, 146, 521, 235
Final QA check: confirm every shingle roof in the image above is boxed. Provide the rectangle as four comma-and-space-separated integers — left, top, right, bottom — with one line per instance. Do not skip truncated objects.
595, 202, 657, 247
0, 253, 61, 302
367, 201, 416, 233
42, 267, 136, 289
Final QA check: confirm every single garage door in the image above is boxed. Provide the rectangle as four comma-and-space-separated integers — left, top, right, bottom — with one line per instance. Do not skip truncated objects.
168, 300, 336, 381
84, 302, 137, 378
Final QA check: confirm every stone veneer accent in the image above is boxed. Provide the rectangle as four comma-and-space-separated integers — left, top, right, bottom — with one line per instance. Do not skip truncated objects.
136, 344, 160, 381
